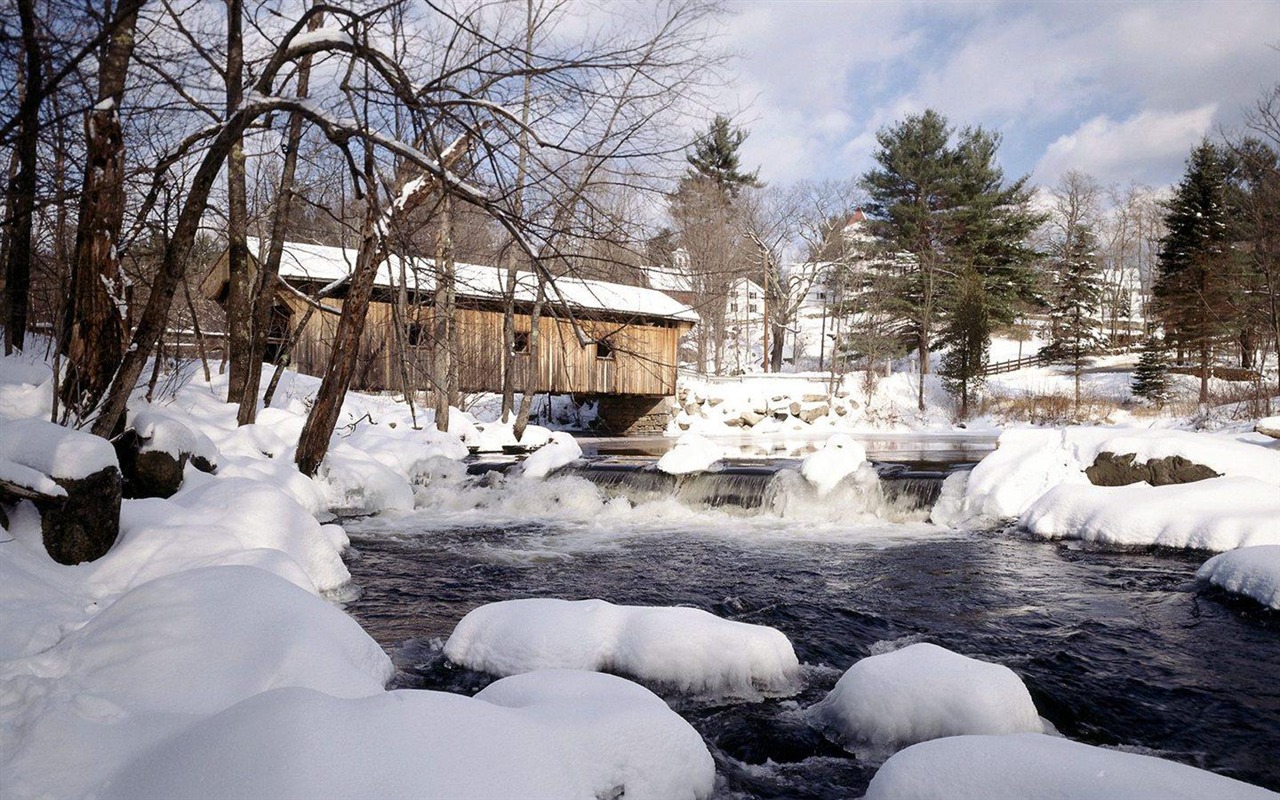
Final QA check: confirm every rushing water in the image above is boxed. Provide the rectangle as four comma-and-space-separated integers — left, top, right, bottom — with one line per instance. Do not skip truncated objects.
341, 465, 1280, 799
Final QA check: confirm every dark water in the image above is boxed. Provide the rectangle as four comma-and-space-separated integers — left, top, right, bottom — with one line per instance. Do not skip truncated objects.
342, 501, 1280, 798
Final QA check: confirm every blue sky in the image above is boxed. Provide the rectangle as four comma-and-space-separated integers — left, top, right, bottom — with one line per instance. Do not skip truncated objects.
713, 0, 1279, 191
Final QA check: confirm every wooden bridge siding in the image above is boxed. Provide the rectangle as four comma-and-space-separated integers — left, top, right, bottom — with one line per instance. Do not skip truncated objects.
284, 296, 687, 397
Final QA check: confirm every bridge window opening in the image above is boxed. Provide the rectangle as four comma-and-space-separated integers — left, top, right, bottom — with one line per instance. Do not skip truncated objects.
512, 331, 530, 354
596, 339, 615, 360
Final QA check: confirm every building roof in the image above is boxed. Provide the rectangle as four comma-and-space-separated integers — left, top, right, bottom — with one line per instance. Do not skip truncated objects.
642, 265, 693, 294
252, 238, 700, 324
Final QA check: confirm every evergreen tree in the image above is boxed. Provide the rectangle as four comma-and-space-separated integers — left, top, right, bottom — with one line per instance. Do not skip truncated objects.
861, 109, 1042, 413
1154, 141, 1239, 404
685, 115, 761, 200
936, 267, 989, 419
1042, 223, 1106, 409
1131, 335, 1171, 406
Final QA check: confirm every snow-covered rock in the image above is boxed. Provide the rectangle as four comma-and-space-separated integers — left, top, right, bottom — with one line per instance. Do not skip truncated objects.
809, 643, 1044, 748
474, 670, 716, 799
129, 408, 218, 465
955, 427, 1280, 527
0, 417, 118, 480
657, 432, 723, 475
521, 431, 583, 479
864, 733, 1277, 800
1198, 546, 1280, 609
444, 598, 800, 698
800, 434, 867, 496
103, 673, 715, 800
1020, 477, 1280, 552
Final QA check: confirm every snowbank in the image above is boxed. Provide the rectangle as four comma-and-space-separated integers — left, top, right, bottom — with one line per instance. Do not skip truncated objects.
864, 733, 1277, 800
444, 598, 800, 698
1020, 477, 1280, 552
0, 354, 53, 421
800, 434, 867, 496
103, 673, 715, 800
809, 643, 1044, 748
522, 431, 583, 479
955, 427, 1280, 526
1198, 546, 1280, 609
657, 432, 723, 475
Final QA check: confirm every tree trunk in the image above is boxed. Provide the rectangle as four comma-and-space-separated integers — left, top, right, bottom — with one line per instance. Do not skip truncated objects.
296, 204, 385, 477
3, 0, 41, 355
433, 197, 454, 432
224, 0, 254, 410
514, 277, 545, 441
59, 0, 140, 419
237, 10, 320, 425
1199, 341, 1210, 405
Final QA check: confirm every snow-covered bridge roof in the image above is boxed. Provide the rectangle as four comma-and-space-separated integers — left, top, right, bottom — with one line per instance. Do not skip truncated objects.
253, 238, 699, 324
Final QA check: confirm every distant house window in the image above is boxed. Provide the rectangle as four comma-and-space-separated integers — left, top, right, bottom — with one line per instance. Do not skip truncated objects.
512, 331, 530, 354
407, 322, 427, 348
596, 339, 615, 360
749, 292, 759, 299
730, 302, 738, 312
818, 292, 826, 300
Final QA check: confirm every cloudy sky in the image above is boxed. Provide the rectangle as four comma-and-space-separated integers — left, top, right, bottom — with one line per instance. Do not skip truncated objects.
711, 0, 1278, 192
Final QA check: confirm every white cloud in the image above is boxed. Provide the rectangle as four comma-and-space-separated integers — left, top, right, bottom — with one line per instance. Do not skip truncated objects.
1033, 105, 1218, 185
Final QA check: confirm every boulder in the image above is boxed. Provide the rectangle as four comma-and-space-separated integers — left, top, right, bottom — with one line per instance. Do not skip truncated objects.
1256, 417, 1280, 439
723, 416, 744, 427
1086, 452, 1220, 487
740, 410, 765, 427
834, 404, 848, 417
799, 404, 829, 424
707, 396, 724, 407
114, 429, 217, 499
788, 401, 802, 416
802, 393, 828, 403
39, 466, 122, 565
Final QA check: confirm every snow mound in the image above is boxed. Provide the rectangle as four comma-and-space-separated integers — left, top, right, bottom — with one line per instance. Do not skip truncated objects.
657, 432, 723, 475
318, 440, 415, 513
130, 408, 218, 463
98, 476, 351, 595
29, 566, 391, 716
0, 354, 53, 421
1020, 477, 1280, 552
521, 431, 583, 479
444, 598, 801, 698
1198, 546, 1280, 609
342, 422, 468, 479
475, 670, 716, 799
0, 417, 118, 480
957, 427, 1280, 526
104, 677, 715, 800
809, 643, 1044, 748
800, 434, 867, 496
864, 733, 1277, 800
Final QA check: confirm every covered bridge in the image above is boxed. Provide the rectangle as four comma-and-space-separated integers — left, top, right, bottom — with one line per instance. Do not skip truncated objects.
202, 239, 698, 434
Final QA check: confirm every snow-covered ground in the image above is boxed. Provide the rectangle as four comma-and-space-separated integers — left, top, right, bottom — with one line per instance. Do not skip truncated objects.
2, 339, 1279, 798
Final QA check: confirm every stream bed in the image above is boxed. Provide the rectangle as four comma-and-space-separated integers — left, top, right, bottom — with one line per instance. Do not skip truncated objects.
341, 472, 1280, 798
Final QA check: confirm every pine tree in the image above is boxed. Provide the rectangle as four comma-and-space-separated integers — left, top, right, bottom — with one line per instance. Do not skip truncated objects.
1042, 223, 1105, 409
1131, 335, 1171, 405
685, 115, 761, 200
1154, 141, 1239, 404
937, 267, 990, 419
861, 109, 1042, 414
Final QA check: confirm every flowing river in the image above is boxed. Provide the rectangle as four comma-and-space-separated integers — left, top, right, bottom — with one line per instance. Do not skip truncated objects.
341, 450, 1280, 798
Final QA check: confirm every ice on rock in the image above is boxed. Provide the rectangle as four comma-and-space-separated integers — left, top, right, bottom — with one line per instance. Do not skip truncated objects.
809, 643, 1044, 748
1020, 477, 1280, 552
657, 432, 723, 475
1198, 546, 1280, 609
104, 675, 715, 800
864, 733, 1278, 800
521, 431, 583, 478
444, 598, 801, 698
800, 434, 867, 496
